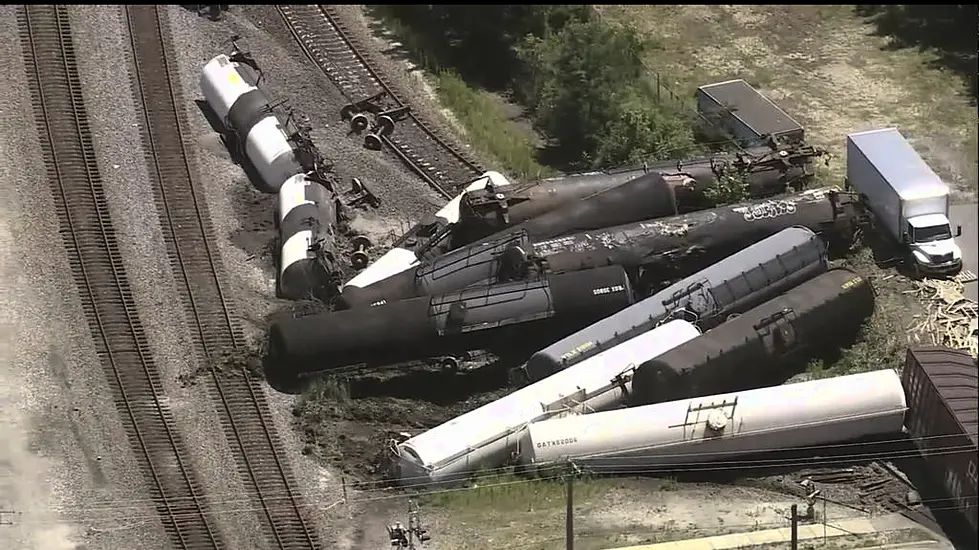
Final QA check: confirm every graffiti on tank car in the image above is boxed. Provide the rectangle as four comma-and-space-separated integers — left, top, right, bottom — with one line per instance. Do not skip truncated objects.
536, 437, 578, 449
592, 284, 626, 296
736, 200, 797, 222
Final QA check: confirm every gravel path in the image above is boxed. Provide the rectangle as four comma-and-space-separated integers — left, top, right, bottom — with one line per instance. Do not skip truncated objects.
0, 6, 164, 549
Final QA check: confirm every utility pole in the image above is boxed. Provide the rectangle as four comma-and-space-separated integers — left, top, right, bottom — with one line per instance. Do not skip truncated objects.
565, 459, 577, 550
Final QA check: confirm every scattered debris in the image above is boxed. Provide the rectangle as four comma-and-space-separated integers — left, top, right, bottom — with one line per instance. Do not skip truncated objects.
907, 278, 978, 357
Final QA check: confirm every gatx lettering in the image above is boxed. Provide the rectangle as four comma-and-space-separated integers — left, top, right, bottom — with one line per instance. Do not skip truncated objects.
536, 437, 578, 449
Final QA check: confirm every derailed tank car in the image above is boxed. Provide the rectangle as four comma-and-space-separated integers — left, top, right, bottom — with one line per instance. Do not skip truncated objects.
534, 186, 853, 289
514, 226, 830, 385
902, 346, 978, 536
630, 268, 875, 406
342, 186, 854, 310
268, 265, 634, 375
277, 174, 342, 300
519, 369, 907, 476
387, 320, 702, 487
344, 171, 513, 291
201, 45, 376, 300
452, 141, 825, 246
200, 49, 300, 194
339, 172, 679, 309
450, 170, 679, 248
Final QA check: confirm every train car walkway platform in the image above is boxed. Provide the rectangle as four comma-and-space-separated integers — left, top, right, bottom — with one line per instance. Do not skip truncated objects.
611, 513, 954, 550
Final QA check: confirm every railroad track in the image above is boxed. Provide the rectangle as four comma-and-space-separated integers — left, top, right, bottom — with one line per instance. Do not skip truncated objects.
126, 6, 320, 550
18, 5, 223, 549
277, 4, 485, 199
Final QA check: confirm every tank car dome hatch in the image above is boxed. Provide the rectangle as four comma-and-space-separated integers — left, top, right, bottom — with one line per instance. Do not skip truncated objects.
706, 409, 728, 432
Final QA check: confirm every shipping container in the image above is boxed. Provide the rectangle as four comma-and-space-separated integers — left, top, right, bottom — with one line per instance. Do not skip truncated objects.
902, 346, 978, 536
696, 79, 804, 146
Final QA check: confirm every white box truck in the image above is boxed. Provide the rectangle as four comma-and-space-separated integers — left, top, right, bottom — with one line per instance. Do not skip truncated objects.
845, 128, 962, 276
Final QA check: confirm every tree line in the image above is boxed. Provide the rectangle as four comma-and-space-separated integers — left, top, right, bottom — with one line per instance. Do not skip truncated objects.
379, 5, 700, 171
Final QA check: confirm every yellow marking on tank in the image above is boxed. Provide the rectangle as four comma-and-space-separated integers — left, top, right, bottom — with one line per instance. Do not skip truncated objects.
560, 341, 596, 362
840, 275, 863, 290
227, 71, 243, 87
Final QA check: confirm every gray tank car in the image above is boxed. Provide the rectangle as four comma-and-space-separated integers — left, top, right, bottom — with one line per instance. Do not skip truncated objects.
513, 225, 830, 385
629, 268, 875, 405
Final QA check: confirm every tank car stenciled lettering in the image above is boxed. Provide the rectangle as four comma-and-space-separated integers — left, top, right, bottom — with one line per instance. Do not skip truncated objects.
387, 320, 701, 486
268, 265, 635, 376
515, 226, 830, 385
629, 268, 875, 407
519, 369, 907, 476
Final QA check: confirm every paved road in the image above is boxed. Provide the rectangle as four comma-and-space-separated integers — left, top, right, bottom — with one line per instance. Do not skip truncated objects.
949, 203, 977, 301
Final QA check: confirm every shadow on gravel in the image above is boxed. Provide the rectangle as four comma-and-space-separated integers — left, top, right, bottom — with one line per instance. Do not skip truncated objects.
194, 99, 278, 267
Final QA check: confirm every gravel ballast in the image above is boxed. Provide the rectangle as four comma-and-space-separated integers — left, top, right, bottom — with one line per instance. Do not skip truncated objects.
163, 4, 455, 542
69, 6, 279, 548
0, 6, 165, 549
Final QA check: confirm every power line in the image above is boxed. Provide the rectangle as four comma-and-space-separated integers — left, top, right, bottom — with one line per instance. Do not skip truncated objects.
16, 432, 974, 518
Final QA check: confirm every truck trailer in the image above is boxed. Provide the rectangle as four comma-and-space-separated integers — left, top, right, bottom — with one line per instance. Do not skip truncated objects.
845, 128, 962, 276
696, 79, 805, 146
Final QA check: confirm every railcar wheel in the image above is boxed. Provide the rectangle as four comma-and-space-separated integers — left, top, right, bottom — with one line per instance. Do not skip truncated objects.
363, 132, 383, 151
349, 113, 370, 133
377, 115, 395, 136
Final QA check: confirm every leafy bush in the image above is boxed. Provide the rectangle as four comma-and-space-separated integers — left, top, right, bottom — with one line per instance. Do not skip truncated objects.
518, 19, 698, 169
703, 170, 751, 205
378, 5, 699, 171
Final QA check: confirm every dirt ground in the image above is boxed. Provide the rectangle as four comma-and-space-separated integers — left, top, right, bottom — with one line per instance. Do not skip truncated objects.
597, 5, 978, 202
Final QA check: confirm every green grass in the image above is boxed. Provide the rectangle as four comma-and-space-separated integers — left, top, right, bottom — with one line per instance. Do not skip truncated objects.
435, 71, 554, 181
423, 472, 608, 513
367, 7, 552, 182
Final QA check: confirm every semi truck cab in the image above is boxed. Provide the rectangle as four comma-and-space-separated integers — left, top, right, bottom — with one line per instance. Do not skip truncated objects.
845, 128, 964, 278
905, 213, 963, 274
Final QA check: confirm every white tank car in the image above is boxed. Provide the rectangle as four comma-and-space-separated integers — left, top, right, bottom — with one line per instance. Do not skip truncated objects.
199, 53, 257, 120
277, 174, 340, 300
519, 369, 908, 475
389, 320, 701, 487
199, 54, 302, 193
344, 171, 512, 290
